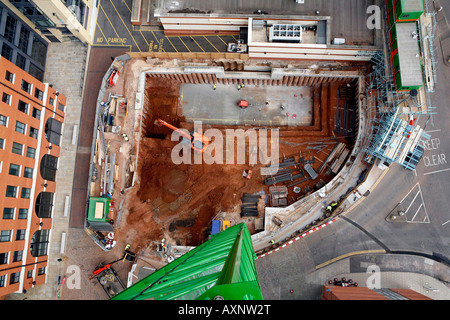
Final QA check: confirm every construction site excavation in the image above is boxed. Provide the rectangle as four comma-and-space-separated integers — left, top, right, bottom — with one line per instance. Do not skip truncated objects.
88, 54, 364, 271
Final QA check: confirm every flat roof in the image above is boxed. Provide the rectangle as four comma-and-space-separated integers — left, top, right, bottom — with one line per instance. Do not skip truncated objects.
401, 0, 424, 13
396, 23, 422, 87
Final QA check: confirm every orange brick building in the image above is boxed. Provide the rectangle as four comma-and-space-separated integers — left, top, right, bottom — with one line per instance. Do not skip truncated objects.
322, 285, 432, 300
0, 56, 65, 297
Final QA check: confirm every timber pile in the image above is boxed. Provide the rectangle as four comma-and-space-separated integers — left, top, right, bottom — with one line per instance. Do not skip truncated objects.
241, 193, 265, 217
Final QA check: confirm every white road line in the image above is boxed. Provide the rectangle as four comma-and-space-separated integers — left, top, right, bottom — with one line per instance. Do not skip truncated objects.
426, 129, 441, 133
417, 183, 430, 224
442, 220, 450, 226
405, 191, 420, 213
423, 168, 450, 176
410, 203, 423, 222
400, 183, 419, 203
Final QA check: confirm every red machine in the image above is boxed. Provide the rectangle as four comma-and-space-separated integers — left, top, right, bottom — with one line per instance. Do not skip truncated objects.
155, 118, 210, 153
238, 100, 249, 108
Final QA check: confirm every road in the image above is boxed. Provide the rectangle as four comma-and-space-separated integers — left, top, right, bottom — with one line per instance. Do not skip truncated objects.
255, 1, 450, 299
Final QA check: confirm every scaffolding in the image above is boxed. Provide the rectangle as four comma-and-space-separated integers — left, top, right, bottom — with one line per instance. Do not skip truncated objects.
362, 5, 434, 171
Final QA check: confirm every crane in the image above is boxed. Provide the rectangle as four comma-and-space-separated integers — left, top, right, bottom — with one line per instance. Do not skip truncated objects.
155, 118, 210, 153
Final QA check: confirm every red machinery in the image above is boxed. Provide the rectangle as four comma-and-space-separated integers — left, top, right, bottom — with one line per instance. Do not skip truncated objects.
155, 118, 210, 153
238, 100, 249, 108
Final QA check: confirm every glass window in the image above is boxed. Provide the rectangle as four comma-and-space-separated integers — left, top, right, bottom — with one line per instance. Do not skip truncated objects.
15, 121, 26, 134
18, 100, 29, 114
9, 272, 20, 284
31, 36, 47, 67
6, 186, 17, 197
32, 107, 41, 119
18, 208, 28, 219
40, 154, 58, 181
0, 253, 8, 265
1, 43, 13, 61
4, 15, 17, 43
0, 230, 12, 242
16, 231, 26, 241
2, 93, 11, 105
18, 25, 30, 52
3, 208, 14, 219
16, 54, 27, 70
35, 192, 54, 218
45, 118, 62, 146
29, 127, 38, 139
24, 167, 33, 178
34, 88, 43, 101
30, 230, 50, 257
0, 114, 7, 126
9, 163, 20, 176
5, 70, 15, 83
12, 142, 23, 155
26, 146, 36, 158
0, 274, 5, 287
13, 250, 23, 262
21, 187, 31, 199
28, 63, 44, 81
21, 80, 32, 94
0, 138, 4, 149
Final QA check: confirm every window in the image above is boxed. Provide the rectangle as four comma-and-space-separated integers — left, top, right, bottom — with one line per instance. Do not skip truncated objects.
4, 14, 17, 43
2, 93, 11, 105
9, 163, 20, 176
15, 121, 26, 134
0, 114, 7, 126
35, 192, 54, 218
16, 231, 26, 241
21, 187, 31, 199
9, 272, 20, 284
48, 97, 54, 105
24, 167, 33, 178
12, 142, 23, 155
1, 43, 13, 61
27, 270, 33, 278
58, 103, 65, 112
0, 230, 12, 242
5, 70, 15, 83
40, 155, 58, 181
13, 250, 23, 262
16, 54, 27, 70
18, 100, 29, 114
0, 138, 4, 149
18, 25, 30, 52
45, 118, 62, 146
3, 208, 14, 219
34, 88, 44, 101
0, 253, 8, 265
0, 275, 5, 287
6, 186, 18, 198
30, 230, 50, 257
29, 127, 38, 139
26, 146, 36, 158
32, 107, 41, 120
21, 80, 32, 94
38, 267, 46, 275
18, 209, 28, 219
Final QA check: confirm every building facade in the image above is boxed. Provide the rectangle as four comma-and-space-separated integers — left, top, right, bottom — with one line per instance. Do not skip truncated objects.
0, 2, 49, 81
0, 56, 65, 298
1, 0, 97, 45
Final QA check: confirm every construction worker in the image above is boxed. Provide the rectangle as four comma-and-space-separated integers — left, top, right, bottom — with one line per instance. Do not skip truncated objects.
326, 205, 332, 212
270, 239, 275, 245
237, 84, 241, 90
241, 82, 245, 88
213, 84, 217, 90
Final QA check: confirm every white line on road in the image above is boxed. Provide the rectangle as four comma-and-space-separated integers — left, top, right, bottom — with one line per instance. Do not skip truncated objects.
442, 220, 450, 226
423, 168, 450, 176
426, 129, 441, 133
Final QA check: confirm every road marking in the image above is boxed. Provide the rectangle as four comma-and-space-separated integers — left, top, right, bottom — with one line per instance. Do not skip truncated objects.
426, 129, 441, 133
442, 220, 450, 226
109, 0, 142, 52
217, 35, 228, 45
315, 250, 386, 270
399, 183, 430, 224
99, 4, 122, 40
166, 36, 178, 52
96, 22, 110, 45
178, 36, 191, 52
190, 36, 205, 52
423, 167, 450, 175
121, 0, 132, 12
203, 35, 220, 52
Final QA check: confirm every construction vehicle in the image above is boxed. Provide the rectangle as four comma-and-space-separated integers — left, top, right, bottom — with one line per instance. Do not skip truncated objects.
89, 245, 135, 298
238, 100, 249, 108
155, 118, 210, 153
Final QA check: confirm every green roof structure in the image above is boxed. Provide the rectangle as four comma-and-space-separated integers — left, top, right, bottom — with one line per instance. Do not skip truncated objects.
110, 223, 263, 300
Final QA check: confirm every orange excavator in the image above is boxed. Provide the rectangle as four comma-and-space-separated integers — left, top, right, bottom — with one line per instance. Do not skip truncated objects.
155, 118, 210, 153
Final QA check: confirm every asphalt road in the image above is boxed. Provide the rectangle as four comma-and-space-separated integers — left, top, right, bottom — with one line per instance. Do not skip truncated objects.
255, 2, 450, 299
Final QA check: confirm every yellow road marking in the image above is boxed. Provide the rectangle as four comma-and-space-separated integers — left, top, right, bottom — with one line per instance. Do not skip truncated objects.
96, 22, 110, 45
203, 36, 220, 52
190, 36, 205, 52
121, 0, 132, 12
178, 36, 191, 52
315, 250, 386, 270
109, 0, 142, 51
217, 35, 228, 45
166, 36, 178, 52
99, 4, 122, 40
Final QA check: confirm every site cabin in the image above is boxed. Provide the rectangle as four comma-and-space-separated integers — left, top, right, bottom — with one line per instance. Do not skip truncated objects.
87, 197, 114, 232
387, 0, 424, 24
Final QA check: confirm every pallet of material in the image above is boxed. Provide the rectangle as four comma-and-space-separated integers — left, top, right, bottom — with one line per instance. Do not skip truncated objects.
330, 148, 350, 174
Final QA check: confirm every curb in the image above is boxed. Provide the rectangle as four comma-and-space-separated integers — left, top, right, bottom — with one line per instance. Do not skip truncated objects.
257, 219, 337, 259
